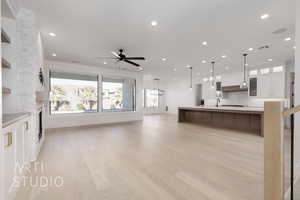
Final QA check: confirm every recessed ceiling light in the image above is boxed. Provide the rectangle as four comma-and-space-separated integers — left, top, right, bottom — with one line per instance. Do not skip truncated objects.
151, 20, 158, 26
202, 41, 208, 46
284, 37, 291, 41
202, 60, 206, 64
49, 32, 56, 37
248, 48, 254, 51
225, 66, 229, 70
185, 65, 191, 68
162, 58, 167, 61
138, 67, 143, 71
260, 14, 269, 20
52, 53, 57, 57
221, 55, 227, 58
267, 58, 273, 62
293, 46, 296, 50
245, 63, 249, 66
103, 61, 107, 65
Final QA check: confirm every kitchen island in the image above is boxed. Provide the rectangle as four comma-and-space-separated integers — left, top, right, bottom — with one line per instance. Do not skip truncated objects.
178, 106, 264, 136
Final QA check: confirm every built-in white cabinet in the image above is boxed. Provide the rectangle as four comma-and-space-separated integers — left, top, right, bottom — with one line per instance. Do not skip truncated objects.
2, 115, 32, 200
258, 74, 272, 98
202, 68, 286, 103
2, 130, 15, 200
270, 71, 285, 98
250, 70, 285, 98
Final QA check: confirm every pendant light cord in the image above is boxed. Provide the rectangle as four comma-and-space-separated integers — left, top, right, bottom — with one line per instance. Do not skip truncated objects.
190, 67, 193, 89
243, 54, 247, 82
211, 61, 215, 87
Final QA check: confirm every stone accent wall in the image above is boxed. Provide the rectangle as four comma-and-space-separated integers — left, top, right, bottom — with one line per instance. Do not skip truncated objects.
16, 8, 39, 112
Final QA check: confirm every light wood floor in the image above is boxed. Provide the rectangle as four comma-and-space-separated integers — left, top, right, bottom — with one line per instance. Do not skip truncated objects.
15, 114, 269, 200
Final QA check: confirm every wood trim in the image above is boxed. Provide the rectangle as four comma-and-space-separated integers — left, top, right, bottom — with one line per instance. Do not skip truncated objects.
1, 28, 11, 43
222, 85, 248, 92
283, 105, 300, 117
264, 101, 284, 200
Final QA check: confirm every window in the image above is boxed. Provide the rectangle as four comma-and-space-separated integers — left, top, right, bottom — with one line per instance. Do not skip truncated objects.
260, 68, 270, 75
49, 72, 98, 114
249, 70, 258, 76
102, 77, 136, 112
144, 89, 159, 108
273, 66, 283, 73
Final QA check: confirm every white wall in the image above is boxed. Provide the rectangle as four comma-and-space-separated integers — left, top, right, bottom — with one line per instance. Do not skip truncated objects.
45, 61, 143, 129
285, 59, 295, 99
165, 77, 196, 114
295, 0, 300, 170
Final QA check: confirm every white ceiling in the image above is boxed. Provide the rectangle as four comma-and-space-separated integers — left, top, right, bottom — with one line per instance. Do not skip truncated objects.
24, 0, 295, 78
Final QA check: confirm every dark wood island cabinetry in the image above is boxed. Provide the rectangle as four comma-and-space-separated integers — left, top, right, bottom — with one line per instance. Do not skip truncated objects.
178, 107, 264, 136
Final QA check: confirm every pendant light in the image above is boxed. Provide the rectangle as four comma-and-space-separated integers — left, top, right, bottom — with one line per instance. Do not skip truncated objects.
210, 61, 215, 89
189, 66, 193, 90
240, 54, 248, 89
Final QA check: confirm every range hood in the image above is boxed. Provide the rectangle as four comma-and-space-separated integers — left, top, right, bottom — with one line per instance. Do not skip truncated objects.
222, 85, 248, 93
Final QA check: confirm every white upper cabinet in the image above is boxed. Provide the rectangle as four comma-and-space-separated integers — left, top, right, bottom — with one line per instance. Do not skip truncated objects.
270, 71, 285, 98
258, 74, 272, 98
254, 68, 285, 98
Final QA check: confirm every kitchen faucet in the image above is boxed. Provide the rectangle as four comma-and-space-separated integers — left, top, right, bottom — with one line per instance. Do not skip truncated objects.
216, 97, 221, 107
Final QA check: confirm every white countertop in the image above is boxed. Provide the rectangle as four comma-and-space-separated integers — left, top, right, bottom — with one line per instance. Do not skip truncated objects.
3, 112, 31, 128
178, 106, 264, 113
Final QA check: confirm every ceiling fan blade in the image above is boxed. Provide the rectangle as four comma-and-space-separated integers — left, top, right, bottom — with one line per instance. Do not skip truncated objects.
124, 59, 140, 67
111, 51, 120, 58
95, 57, 118, 60
125, 57, 145, 60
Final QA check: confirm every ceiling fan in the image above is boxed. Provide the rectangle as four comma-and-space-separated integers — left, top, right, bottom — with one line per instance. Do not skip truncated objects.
98, 49, 145, 67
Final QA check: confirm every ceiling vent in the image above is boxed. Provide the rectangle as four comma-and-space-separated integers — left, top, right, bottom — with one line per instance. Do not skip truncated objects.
258, 45, 270, 50
272, 28, 287, 35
